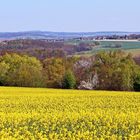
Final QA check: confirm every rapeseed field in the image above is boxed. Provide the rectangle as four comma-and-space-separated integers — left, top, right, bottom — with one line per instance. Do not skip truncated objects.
0, 87, 140, 139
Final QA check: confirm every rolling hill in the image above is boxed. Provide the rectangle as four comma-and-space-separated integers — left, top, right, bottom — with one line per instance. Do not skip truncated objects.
0, 31, 139, 40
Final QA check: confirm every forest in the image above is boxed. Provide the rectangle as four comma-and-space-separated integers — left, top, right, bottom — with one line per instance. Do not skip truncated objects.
0, 49, 140, 91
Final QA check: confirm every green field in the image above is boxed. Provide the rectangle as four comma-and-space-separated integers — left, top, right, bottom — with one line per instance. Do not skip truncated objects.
68, 40, 140, 56
99, 41, 140, 50
93, 41, 140, 56
0, 87, 140, 139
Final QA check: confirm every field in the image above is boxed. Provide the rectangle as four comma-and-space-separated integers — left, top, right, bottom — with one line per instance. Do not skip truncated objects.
68, 40, 140, 56
0, 87, 140, 139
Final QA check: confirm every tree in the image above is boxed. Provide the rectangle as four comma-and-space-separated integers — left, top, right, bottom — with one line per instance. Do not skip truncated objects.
133, 66, 140, 91
74, 56, 94, 85
0, 62, 9, 85
43, 58, 65, 88
134, 75, 140, 91
0, 53, 43, 87
92, 51, 138, 91
63, 70, 76, 89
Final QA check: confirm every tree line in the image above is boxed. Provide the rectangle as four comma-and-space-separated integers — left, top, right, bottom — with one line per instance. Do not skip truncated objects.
0, 50, 140, 91
0, 39, 94, 60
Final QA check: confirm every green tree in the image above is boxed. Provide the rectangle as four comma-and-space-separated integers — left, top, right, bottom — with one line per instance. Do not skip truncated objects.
134, 75, 140, 91
93, 51, 138, 91
43, 58, 65, 88
0, 53, 43, 87
0, 62, 9, 85
63, 70, 76, 89
133, 66, 140, 91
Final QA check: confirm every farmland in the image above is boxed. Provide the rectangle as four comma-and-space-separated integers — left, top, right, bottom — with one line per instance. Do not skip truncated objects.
1, 39, 140, 59
69, 40, 140, 56
0, 87, 140, 139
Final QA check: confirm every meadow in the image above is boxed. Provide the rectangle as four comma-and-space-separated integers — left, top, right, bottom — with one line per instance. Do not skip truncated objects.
0, 87, 140, 139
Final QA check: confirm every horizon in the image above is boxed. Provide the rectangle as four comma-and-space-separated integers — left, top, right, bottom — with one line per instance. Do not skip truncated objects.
0, 0, 140, 32
0, 30, 140, 33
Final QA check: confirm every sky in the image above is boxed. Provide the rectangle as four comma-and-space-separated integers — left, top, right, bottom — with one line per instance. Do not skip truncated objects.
0, 0, 140, 32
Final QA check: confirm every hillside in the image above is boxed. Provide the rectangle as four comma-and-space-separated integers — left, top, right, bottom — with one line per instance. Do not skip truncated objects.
0, 39, 95, 59
0, 31, 139, 40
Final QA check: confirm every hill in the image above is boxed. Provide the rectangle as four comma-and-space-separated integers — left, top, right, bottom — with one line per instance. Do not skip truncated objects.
0, 31, 139, 40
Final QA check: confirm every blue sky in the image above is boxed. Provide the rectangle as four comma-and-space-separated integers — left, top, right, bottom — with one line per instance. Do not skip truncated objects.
0, 0, 140, 32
